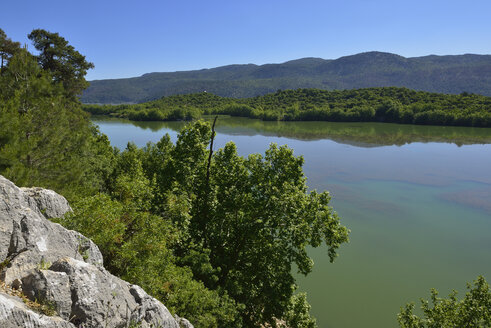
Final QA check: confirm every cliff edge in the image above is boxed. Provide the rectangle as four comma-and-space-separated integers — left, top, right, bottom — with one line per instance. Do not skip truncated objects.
0, 175, 192, 328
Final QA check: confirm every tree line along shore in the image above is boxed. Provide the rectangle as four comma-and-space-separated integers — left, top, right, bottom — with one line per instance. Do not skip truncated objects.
83, 87, 491, 127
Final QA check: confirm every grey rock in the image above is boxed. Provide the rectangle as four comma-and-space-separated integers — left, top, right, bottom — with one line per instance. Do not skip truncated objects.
175, 314, 195, 328
0, 176, 29, 261
46, 258, 178, 328
1, 209, 103, 285
0, 291, 75, 328
0, 175, 189, 328
21, 186, 72, 219
1, 175, 103, 276
130, 285, 182, 328
22, 269, 72, 320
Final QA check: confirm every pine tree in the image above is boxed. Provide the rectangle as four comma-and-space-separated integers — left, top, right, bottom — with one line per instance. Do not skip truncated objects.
0, 28, 20, 73
28, 29, 94, 99
0, 49, 101, 198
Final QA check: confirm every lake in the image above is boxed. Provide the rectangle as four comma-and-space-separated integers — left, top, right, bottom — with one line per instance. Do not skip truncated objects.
92, 116, 491, 328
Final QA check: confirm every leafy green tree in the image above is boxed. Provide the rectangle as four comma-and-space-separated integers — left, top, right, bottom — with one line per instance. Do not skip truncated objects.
398, 276, 491, 327
198, 141, 348, 326
280, 293, 316, 328
28, 29, 94, 99
141, 121, 349, 327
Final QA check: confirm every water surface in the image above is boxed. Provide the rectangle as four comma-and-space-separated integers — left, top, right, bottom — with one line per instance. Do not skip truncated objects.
92, 116, 491, 328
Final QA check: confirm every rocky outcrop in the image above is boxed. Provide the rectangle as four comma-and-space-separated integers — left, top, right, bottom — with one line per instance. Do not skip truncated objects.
0, 175, 191, 328
0, 291, 74, 328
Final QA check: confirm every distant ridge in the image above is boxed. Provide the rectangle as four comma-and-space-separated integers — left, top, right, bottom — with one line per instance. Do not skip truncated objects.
81, 51, 491, 104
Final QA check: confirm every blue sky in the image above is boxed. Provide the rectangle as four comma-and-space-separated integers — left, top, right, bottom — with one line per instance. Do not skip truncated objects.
2, 0, 490, 80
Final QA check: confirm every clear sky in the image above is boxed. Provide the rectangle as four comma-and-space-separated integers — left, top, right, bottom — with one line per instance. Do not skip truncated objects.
1, 0, 490, 80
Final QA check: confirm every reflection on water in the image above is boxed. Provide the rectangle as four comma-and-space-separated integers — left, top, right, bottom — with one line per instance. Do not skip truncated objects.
91, 115, 491, 328
93, 115, 491, 147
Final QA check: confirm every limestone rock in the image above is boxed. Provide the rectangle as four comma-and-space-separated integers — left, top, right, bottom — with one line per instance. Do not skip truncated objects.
0, 291, 74, 328
130, 285, 180, 328
0, 175, 191, 328
21, 186, 72, 220
175, 315, 194, 328
0, 176, 28, 261
21, 269, 72, 320
1, 202, 103, 285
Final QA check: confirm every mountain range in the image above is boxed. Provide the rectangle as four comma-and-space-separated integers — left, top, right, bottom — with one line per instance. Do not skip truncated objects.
81, 51, 491, 104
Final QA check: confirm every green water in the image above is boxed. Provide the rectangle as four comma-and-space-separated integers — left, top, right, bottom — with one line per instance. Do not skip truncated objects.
92, 116, 491, 328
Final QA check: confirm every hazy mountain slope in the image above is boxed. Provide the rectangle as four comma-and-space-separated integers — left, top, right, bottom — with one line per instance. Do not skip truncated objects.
81, 52, 491, 104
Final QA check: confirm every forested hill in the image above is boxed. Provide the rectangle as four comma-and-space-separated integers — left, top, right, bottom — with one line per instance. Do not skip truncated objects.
81, 52, 491, 104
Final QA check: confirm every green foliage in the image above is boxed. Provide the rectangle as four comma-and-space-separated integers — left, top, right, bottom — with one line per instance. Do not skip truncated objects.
84, 87, 491, 127
0, 50, 88, 195
126, 106, 201, 121
0, 28, 21, 73
280, 293, 316, 328
398, 276, 491, 327
62, 194, 126, 265
157, 265, 241, 328
0, 40, 115, 200
81, 126, 119, 195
